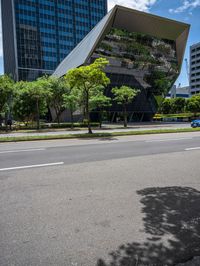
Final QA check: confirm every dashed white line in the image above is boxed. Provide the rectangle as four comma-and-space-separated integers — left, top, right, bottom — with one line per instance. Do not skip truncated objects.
185, 147, 200, 151
0, 148, 46, 154
146, 138, 193, 143
0, 162, 64, 172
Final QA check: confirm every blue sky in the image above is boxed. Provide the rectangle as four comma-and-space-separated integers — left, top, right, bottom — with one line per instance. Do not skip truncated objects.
0, 0, 200, 87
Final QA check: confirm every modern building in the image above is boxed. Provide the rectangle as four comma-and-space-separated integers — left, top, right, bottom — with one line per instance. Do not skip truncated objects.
167, 85, 190, 98
190, 42, 200, 95
1, 0, 107, 81
54, 5, 189, 122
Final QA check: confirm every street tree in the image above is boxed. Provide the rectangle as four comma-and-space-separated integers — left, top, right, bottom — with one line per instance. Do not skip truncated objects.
13, 81, 36, 124
160, 98, 171, 114
0, 75, 15, 128
41, 76, 68, 124
186, 95, 200, 115
112, 85, 138, 127
63, 87, 79, 128
65, 57, 110, 133
28, 78, 52, 129
171, 97, 186, 113
14, 80, 51, 129
90, 90, 111, 128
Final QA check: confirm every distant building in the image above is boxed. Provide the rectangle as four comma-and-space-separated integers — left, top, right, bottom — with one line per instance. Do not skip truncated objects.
167, 85, 190, 98
1, 0, 107, 81
190, 42, 200, 95
54, 5, 189, 121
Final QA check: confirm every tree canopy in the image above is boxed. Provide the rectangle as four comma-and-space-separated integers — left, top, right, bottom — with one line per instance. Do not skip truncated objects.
160, 97, 186, 114
0, 75, 15, 115
160, 95, 200, 115
186, 95, 200, 114
40, 76, 68, 123
65, 57, 110, 133
112, 85, 138, 127
62, 85, 79, 127
13, 78, 52, 129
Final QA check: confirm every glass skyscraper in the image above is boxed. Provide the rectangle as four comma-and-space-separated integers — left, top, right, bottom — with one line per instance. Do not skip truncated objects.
1, 0, 107, 81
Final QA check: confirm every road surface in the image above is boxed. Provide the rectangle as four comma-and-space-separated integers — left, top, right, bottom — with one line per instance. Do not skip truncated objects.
1, 132, 200, 265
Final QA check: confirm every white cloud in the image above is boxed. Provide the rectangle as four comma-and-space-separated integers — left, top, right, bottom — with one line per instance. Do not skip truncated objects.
108, 0, 157, 12
169, 0, 200, 13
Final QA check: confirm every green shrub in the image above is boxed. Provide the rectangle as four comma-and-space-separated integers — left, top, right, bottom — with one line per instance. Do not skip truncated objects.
0, 122, 100, 131
50, 122, 100, 129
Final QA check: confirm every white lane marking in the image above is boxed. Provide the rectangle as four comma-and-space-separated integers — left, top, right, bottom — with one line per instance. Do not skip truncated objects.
185, 147, 200, 151
0, 162, 64, 172
146, 138, 193, 143
0, 148, 46, 154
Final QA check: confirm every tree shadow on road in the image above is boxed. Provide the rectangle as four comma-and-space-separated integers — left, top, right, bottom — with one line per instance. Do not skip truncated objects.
98, 137, 118, 141
97, 186, 200, 266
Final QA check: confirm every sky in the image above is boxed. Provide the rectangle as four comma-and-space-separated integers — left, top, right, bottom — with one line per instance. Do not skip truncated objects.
0, 0, 200, 87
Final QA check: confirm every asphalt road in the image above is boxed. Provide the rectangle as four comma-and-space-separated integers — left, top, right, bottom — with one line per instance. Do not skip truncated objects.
1, 132, 200, 265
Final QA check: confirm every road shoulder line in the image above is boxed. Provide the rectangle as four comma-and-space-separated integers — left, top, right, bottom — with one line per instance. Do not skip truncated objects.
0, 162, 64, 171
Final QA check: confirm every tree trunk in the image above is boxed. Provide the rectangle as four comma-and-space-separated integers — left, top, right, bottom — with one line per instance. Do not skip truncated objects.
99, 110, 102, 128
83, 107, 86, 121
36, 98, 40, 130
85, 91, 92, 134
55, 107, 60, 124
123, 104, 127, 128
5, 112, 8, 132
0, 115, 2, 129
70, 109, 74, 129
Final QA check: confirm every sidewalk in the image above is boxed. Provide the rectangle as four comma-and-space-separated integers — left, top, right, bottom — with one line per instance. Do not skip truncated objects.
0, 123, 191, 138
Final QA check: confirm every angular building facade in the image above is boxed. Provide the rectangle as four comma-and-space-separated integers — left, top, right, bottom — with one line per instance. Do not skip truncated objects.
1, 0, 107, 81
54, 5, 189, 121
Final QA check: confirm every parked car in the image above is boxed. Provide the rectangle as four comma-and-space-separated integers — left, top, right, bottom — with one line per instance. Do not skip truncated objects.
191, 119, 200, 128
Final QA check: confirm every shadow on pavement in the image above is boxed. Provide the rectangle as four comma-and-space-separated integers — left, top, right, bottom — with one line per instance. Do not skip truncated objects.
98, 137, 118, 141
97, 187, 200, 266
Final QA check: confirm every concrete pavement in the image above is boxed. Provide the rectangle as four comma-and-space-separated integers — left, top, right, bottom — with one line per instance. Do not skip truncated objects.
1, 132, 200, 265
0, 122, 191, 138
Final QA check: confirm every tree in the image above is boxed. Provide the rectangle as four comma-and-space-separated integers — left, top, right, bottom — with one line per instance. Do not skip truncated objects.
90, 91, 111, 128
65, 58, 110, 133
0, 75, 15, 129
30, 78, 52, 129
160, 99, 172, 114
112, 85, 138, 127
171, 97, 186, 113
42, 76, 68, 124
14, 80, 51, 129
13, 81, 36, 124
63, 87, 79, 128
186, 95, 200, 115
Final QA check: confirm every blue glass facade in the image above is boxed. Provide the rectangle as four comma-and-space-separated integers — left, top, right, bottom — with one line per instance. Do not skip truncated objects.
2, 0, 107, 81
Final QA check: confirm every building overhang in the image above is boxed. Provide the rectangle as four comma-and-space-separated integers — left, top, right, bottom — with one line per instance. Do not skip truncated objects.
53, 5, 190, 77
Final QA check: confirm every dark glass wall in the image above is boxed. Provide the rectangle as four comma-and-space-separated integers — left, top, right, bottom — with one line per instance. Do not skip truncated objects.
13, 0, 107, 81
89, 27, 179, 121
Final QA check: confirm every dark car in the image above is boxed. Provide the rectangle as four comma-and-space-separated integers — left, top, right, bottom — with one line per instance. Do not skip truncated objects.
191, 119, 200, 128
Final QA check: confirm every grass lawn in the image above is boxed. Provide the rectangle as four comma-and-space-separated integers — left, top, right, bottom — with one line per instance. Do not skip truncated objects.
0, 127, 200, 142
